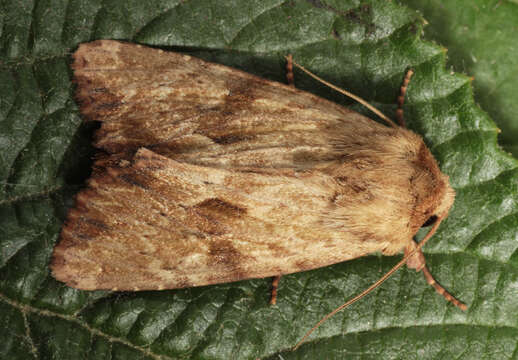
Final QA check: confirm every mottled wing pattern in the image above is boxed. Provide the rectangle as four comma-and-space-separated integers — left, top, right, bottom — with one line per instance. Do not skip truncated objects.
72, 40, 387, 170
52, 148, 387, 290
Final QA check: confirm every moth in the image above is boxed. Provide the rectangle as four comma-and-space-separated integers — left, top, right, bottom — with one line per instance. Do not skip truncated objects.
51, 40, 465, 325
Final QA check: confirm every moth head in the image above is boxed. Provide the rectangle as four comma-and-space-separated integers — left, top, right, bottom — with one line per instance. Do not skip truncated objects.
428, 173, 455, 221
411, 142, 455, 233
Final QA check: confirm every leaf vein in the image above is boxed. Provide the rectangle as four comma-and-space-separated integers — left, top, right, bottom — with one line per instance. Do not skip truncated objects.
0, 292, 172, 360
0, 183, 65, 205
22, 310, 39, 360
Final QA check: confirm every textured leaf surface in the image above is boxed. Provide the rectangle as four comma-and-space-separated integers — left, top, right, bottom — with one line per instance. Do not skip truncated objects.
1, 0, 517, 359
400, 0, 518, 157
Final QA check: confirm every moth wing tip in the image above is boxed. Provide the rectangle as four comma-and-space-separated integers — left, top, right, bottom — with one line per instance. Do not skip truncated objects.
50, 256, 78, 288
72, 39, 122, 72
50, 231, 97, 290
50, 242, 76, 283
50, 254, 99, 291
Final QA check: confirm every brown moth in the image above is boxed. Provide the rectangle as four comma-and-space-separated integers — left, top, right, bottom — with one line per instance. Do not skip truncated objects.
51, 40, 464, 319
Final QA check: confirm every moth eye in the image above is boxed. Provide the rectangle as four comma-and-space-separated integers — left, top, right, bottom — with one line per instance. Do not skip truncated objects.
422, 215, 438, 228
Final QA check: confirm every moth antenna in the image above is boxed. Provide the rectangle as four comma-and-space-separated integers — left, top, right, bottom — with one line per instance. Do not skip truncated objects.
396, 69, 414, 128
293, 217, 445, 351
288, 57, 398, 128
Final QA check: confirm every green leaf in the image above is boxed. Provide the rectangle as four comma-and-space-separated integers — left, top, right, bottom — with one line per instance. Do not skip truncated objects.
1, 0, 517, 359
400, 0, 518, 157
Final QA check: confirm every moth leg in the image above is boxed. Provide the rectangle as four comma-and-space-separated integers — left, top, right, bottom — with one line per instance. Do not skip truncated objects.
405, 241, 467, 310
396, 69, 414, 128
270, 275, 281, 305
286, 54, 295, 87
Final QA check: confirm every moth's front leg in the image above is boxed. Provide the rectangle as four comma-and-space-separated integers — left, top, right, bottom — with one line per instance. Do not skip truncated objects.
404, 240, 426, 271
405, 241, 467, 310
396, 69, 414, 128
269, 275, 281, 305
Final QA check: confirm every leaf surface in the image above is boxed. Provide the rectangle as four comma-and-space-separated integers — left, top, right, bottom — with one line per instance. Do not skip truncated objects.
400, 0, 518, 157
